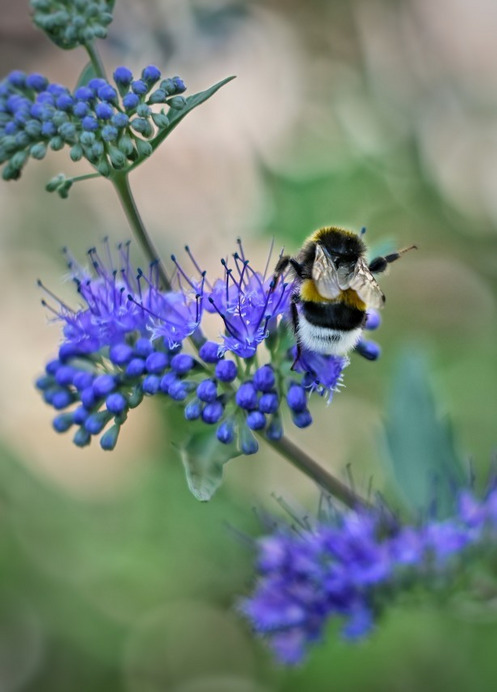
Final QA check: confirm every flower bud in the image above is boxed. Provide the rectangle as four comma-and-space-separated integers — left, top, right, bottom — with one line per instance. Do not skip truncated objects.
253, 365, 275, 392
291, 409, 313, 429
240, 425, 258, 455
109, 343, 134, 365
100, 424, 120, 451
106, 392, 127, 414
113, 66, 133, 92
196, 379, 217, 403
53, 412, 74, 433
355, 339, 381, 361
247, 410, 266, 431
171, 353, 195, 375
217, 418, 235, 444
145, 351, 169, 374
199, 341, 221, 364
266, 415, 283, 440
235, 381, 258, 410
286, 384, 307, 413
259, 392, 279, 414
185, 398, 202, 420
125, 358, 145, 378
151, 112, 169, 129
70, 143, 84, 161
168, 379, 188, 401
215, 359, 237, 382
201, 401, 224, 424
93, 374, 117, 397
30, 142, 47, 160
167, 96, 186, 110
85, 410, 112, 434
135, 138, 152, 158
142, 65, 161, 85
73, 427, 91, 447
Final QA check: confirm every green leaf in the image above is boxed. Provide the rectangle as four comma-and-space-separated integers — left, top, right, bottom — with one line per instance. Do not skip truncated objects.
383, 351, 466, 518
75, 61, 98, 90
175, 428, 241, 502
135, 76, 236, 168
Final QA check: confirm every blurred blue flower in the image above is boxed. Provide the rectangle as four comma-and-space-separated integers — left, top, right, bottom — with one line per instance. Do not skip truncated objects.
239, 487, 497, 665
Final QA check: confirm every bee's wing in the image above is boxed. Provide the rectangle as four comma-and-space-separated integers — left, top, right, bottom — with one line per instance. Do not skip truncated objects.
311, 244, 341, 299
348, 257, 385, 309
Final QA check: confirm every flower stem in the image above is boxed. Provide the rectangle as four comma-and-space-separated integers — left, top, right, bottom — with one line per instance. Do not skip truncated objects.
263, 434, 369, 509
84, 41, 108, 80
71, 173, 100, 183
111, 173, 172, 290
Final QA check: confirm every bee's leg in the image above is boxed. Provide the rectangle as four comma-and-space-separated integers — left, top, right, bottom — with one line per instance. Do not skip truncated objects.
273, 254, 290, 277
273, 255, 306, 283
290, 296, 302, 371
289, 259, 306, 278
269, 255, 289, 295
368, 245, 417, 274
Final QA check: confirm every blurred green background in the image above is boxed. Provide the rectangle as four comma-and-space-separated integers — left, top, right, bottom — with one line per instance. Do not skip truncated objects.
1, 0, 497, 689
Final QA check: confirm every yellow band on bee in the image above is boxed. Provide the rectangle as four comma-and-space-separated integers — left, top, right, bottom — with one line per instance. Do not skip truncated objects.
341, 288, 366, 311
301, 279, 366, 310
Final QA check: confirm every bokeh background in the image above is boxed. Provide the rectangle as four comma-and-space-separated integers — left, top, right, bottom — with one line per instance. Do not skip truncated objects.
1, 0, 497, 690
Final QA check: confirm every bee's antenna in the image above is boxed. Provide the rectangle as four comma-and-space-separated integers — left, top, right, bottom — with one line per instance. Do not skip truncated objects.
398, 244, 418, 255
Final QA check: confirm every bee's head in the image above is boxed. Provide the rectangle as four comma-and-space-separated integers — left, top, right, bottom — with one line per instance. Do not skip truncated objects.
316, 228, 365, 271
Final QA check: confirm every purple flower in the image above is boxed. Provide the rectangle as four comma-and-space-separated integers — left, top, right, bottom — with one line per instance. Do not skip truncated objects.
36, 242, 205, 449
43, 242, 203, 354
204, 241, 291, 358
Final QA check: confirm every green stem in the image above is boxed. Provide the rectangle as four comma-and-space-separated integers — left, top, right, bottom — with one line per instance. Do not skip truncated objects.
71, 173, 100, 183
84, 41, 108, 80
263, 434, 369, 509
111, 173, 171, 290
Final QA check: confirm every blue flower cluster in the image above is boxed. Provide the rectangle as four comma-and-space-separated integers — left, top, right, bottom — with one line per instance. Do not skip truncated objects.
30, 0, 114, 50
36, 241, 352, 451
239, 488, 497, 665
0, 66, 186, 180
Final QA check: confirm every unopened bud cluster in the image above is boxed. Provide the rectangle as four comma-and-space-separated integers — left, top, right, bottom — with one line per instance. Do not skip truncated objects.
0, 67, 186, 181
30, 0, 114, 50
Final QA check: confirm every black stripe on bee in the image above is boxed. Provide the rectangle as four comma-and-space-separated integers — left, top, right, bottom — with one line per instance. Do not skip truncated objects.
301, 301, 366, 331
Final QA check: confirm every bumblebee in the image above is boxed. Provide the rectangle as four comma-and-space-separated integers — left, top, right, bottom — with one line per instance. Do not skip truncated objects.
274, 226, 416, 358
